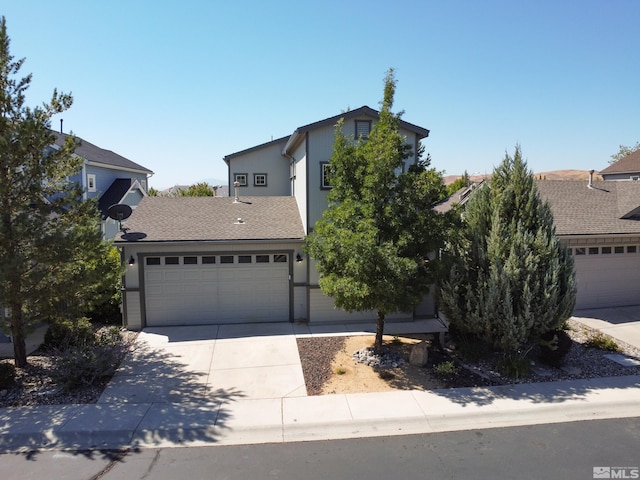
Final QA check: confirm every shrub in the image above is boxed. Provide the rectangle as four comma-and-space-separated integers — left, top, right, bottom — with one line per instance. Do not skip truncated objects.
433, 360, 459, 376
585, 333, 620, 352
538, 329, 572, 367
499, 355, 531, 379
44, 317, 94, 349
0, 362, 16, 389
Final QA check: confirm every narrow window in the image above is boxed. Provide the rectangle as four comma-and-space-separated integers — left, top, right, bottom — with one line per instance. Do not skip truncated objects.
234, 174, 247, 186
238, 255, 252, 264
273, 254, 287, 263
184, 256, 198, 265
256, 255, 270, 263
220, 255, 234, 264
254, 174, 267, 187
146, 257, 161, 265
601, 246, 612, 254
87, 174, 96, 192
615, 246, 624, 254
588, 247, 599, 255
321, 163, 333, 189
628, 246, 637, 254
202, 256, 216, 264
165, 257, 179, 265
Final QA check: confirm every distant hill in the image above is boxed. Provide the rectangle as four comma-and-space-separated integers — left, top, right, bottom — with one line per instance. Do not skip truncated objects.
444, 170, 602, 185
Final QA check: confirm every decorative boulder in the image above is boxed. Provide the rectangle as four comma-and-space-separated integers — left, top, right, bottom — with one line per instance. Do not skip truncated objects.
409, 341, 429, 367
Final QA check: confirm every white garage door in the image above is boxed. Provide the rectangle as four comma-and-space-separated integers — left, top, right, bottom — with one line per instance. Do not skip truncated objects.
572, 245, 640, 309
144, 253, 290, 326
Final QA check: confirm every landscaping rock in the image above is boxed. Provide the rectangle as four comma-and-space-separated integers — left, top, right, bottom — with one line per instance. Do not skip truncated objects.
409, 341, 429, 367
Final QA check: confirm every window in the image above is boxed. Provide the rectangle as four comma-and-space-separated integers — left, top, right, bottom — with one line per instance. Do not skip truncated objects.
355, 120, 372, 139
234, 174, 247, 186
184, 256, 198, 265
575, 248, 586, 255
602, 246, 612, 254
588, 247, 599, 255
165, 257, 179, 265
615, 246, 625, 254
87, 174, 96, 192
146, 257, 161, 265
321, 163, 333, 189
254, 174, 267, 187
274, 254, 287, 263
256, 255, 270, 263
238, 255, 252, 264
628, 246, 637, 253
202, 256, 216, 264
220, 255, 234, 264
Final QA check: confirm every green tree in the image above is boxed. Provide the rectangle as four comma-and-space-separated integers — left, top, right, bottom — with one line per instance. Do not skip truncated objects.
609, 142, 640, 164
0, 17, 109, 366
446, 170, 470, 196
175, 182, 216, 196
438, 146, 576, 358
305, 69, 449, 353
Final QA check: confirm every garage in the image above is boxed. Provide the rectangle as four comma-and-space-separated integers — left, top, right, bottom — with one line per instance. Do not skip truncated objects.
572, 245, 640, 309
144, 253, 291, 326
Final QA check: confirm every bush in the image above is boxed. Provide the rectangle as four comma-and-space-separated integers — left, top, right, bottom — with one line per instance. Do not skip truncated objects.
433, 360, 459, 376
499, 355, 531, 379
538, 329, 572, 367
585, 333, 620, 352
0, 362, 16, 389
44, 317, 95, 349
50, 327, 128, 392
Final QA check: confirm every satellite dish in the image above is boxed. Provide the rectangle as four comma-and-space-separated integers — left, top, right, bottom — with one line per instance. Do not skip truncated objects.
107, 204, 132, 221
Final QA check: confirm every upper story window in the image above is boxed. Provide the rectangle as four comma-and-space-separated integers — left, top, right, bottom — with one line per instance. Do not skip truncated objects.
234, 173, 247, 186
321, 163, 333, 189
87, 174, 96, 192
355, 120, 372, 140
254, 173, 267, 187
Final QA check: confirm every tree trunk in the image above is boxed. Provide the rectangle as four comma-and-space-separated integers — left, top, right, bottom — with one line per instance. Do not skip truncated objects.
374, 310, 385, 354
10, 303, 27, 368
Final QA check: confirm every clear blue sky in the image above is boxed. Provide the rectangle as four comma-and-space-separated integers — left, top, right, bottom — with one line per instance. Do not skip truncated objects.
4, 1, 639, 189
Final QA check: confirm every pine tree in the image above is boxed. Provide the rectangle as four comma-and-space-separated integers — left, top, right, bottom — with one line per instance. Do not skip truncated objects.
438, 146, 576, 356
305, 69, 449, 353
0, 17, 109, 366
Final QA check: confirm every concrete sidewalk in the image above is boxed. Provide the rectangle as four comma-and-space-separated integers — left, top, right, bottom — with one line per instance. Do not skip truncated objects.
0, 310, 639, 452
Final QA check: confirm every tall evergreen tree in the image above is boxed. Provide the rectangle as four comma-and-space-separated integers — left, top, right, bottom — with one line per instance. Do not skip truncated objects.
305, 69, 449, 353
438, 146, 576, 356
0, 17, 108, 367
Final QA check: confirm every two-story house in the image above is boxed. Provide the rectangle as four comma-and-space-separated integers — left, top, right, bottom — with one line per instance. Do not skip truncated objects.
52, 132, 154, 238
115, 106, 438, 330
599, 149, 640, 181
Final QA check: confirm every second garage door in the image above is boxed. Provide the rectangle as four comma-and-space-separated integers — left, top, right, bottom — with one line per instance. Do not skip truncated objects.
144, 253, 290, 326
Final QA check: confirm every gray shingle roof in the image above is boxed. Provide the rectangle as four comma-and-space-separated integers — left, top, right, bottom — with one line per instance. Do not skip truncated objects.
599, 149, 640, 175
536, 180, 640, 235
114, 196, 305, 242
53, 132, 153, 174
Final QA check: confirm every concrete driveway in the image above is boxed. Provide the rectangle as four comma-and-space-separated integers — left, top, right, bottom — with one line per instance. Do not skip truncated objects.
572, 305, 640, 350
98, 323, 308, 404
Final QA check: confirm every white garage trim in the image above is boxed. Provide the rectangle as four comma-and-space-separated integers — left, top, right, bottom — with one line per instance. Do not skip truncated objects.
141, 251, 292, 327
570, 244, 640, 309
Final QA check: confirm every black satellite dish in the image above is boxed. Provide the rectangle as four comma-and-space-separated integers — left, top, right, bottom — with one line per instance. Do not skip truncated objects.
107, 204, 132, 221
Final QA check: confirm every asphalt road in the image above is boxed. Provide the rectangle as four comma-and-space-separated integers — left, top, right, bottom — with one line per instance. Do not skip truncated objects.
1, 417, 639, 480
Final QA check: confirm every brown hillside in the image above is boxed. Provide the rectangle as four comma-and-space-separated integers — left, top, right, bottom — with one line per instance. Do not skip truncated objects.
444, 170, 601, 185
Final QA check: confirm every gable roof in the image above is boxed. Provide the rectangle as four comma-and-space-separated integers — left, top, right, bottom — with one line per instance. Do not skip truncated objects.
97, 178, 145, 218
114, 196, 305, 243
53, 132, 153, 174
535, 180, 640, 236
599, 149, 640, 175
223, 136, 288, 163
283, 106, 430, 155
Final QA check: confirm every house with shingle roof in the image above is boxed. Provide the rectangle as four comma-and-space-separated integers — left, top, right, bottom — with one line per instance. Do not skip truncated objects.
52, 132, 153, 238
599, 149, 640, 181
534, 178, 640, 309
116, 106, 439, 330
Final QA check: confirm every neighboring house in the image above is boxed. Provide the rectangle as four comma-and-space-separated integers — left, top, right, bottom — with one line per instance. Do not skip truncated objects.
599, 149, 640, 180
51, 132, 154, 238
116, 106, 438, 329
535, 178, 640, 309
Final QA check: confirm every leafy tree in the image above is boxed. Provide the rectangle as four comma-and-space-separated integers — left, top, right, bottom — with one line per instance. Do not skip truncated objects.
446, 170, 470, 196
437, 146, 576, 358
175, 182, 217, 197
305, 69, 449, 353
0, 17, 110, 366
147, 186, 159, 197
609, 142, 640, 164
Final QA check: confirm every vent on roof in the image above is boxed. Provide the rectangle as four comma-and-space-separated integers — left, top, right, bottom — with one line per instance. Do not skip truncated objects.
235, 217, 245, 224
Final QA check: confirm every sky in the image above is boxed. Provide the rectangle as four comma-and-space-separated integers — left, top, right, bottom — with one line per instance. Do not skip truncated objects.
3, 0, 639, 189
